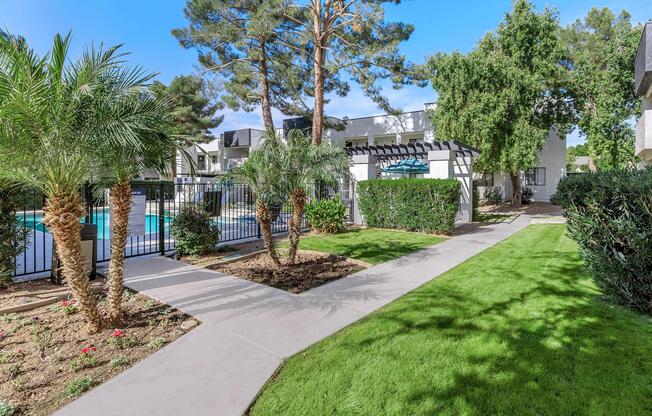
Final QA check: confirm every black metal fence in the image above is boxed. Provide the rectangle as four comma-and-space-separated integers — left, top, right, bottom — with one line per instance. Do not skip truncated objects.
12, 180, 351, 278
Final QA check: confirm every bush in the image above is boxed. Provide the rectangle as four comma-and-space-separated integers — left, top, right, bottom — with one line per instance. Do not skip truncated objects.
552, 169, 652, 314
0, 400, 14, 416
521, 187, 533, 204
0, 185, 30, 286
171, 205, 220, 256
483, 186, 503, 205
305, 196, 347, 233
357, 178, 460, 234
63, 377, 95, 399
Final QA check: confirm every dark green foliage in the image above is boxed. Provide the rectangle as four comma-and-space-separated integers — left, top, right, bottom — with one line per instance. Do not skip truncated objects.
472, 184, 480, 221
552, 169, 652, 313
483, 186, 503, 205
305, 197, 346, 234
357, 179, 460, 235
171, 205, 220, 256
0, 184, 29, 285
521, 187, 533, 204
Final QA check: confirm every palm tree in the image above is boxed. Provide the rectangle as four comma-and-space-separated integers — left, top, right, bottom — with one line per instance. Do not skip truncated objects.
0, 32, 165, 331
93, 93, 195, 323
281, 130, 349, 264
238, 135, 284, 266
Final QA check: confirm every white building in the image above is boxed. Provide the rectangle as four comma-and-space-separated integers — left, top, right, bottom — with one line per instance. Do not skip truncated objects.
177, 103, 566, 202
635, 21, 652, 167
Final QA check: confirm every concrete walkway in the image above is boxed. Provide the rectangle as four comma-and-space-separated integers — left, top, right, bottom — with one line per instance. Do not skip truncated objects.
56, 215, 533, 416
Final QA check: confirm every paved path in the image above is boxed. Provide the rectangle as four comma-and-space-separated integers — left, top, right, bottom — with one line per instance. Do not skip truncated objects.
56, 215, 533, 416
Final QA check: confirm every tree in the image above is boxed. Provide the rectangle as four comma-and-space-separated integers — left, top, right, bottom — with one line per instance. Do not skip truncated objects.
280, 130, 348, 264
0, 33, 164, 331
566, 143, 589, 172
561, 8, 641, 170
173, 0, 308, 133
92, 92, 193, 323
285, 0, 422, 143
151, 75, 222, 176
237, 135, 284, 265
428, 0, 572, 206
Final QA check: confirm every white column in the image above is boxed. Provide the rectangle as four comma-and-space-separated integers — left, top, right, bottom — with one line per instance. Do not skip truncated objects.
425, 150, 454, 179
367, 134, 375, 146
455, 156, 474, 224
426, 150, 474, 225
350, 154, 377, 225
396, 133, 402, 145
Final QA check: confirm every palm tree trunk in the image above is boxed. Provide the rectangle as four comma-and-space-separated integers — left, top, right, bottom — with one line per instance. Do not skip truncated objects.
287, 188, 306, 265
43, 190, 102, 332
256, 200, 281, 266
107, 179, 131, 323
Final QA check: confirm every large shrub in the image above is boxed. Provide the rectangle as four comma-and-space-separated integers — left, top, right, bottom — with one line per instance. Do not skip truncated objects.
552, 169, 652, 314
171, 205, 220, 256
357, 178, 460, 234
0, 185, 29, 286
305, 196, 347, 234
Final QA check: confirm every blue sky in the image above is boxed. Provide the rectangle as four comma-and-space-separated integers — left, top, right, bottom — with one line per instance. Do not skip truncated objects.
2, 0, 650, 145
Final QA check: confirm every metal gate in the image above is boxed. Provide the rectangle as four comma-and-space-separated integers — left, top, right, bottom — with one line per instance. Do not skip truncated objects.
11, 180, 345, 278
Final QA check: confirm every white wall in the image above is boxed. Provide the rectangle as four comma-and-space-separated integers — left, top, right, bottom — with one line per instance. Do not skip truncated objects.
527, 127, 566, 202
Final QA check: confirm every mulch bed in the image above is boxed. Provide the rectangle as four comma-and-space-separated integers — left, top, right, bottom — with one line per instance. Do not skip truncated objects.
0, 279, 198, 415
210, 251, 366, 293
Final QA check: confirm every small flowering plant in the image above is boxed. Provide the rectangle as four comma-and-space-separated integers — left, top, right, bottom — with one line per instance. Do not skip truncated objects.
107, 329, 138, 349
69, 345, 98, 372
61, 299, 78, 315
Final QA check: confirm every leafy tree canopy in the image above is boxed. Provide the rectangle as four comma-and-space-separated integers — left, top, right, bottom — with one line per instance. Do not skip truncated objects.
151, 74, 222, 143
428, 0, 572, 204
560, 8, 641, 170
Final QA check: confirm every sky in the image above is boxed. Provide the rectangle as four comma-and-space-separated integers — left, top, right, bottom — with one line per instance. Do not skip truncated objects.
2, 0, 650, 146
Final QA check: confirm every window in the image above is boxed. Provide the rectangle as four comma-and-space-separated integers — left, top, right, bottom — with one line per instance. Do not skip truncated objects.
211, 155, 218, 164
197, 155, 206, 170
524, 167, 546, 186
474, 171, 494, 187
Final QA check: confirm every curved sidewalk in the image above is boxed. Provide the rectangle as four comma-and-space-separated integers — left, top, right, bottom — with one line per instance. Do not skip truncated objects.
56, 215, 533, 416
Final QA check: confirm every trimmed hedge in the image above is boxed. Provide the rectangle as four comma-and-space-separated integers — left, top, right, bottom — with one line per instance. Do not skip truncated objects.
305, 196, 347, 234
357, 178, 460, 234
552, 169, 652, 314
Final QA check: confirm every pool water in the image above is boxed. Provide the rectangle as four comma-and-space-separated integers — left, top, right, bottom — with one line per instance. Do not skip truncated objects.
20, 212, 171, 239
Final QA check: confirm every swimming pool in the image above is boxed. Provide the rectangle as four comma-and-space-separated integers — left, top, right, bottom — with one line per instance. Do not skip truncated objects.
20, 212, 237, 240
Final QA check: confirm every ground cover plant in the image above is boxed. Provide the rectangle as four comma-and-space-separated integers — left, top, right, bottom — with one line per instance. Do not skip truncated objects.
0, 279, 198, 415
250, 225, 652, 415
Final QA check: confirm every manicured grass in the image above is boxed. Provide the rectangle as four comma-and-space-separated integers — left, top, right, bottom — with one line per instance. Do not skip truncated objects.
290, 228, 445, 264
252, 225, 652, 415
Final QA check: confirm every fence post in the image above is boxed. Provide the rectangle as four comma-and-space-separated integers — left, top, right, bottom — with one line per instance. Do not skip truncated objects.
158, 182, 165, 255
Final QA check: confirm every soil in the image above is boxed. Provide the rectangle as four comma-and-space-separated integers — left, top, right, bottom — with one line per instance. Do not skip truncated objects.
177, 237, 281, 268
0, 279, 198, 415
211, 251, 366, 293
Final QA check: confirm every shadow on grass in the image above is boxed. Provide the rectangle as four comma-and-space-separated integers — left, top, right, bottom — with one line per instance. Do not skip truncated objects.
251, 226, 652, 415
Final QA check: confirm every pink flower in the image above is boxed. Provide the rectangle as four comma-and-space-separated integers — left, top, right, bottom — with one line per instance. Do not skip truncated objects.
62, 299, 77, 307
111, 329, 125, 338
0, 332, 5, 339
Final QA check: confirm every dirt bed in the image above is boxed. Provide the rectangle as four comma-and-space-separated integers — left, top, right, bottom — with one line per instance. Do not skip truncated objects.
211, 251, 366, 293
0, 279, 198, 415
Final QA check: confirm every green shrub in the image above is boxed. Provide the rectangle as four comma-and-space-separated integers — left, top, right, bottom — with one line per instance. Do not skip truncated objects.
0, 185, 30, 286
305, 196, 347, 233
171, 205, 220, 256
357, 178, 460, 234
0, 400, 14, 416
483, 186, 503, 205
552, 169, 652, 314
63, 377, 95, 399
521, 187, 533, 204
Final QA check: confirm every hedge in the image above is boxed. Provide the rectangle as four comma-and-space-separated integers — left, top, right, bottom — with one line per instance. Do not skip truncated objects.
357, 178, 460, 234
552, 169, 652, 314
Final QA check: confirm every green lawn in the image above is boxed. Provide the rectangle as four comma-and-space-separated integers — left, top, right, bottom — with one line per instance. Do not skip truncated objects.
252, 225, 652, 415
289, 228, 445, 264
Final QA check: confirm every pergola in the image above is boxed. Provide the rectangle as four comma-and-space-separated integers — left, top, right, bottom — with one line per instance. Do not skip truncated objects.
345, 140, 479, 161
